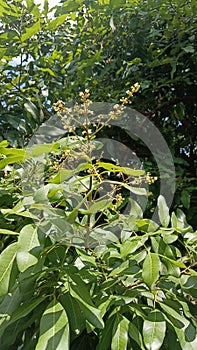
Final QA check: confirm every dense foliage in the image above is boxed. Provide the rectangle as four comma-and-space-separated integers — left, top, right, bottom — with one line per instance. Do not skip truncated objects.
0, 0, 196, 224
0, 0, 196, 349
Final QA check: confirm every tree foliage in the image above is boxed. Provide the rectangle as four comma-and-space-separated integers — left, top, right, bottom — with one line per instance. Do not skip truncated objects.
0, 0, 196, 223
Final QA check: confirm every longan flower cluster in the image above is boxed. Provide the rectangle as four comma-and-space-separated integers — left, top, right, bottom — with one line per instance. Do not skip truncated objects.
53, 100, 71, 116
53, 100, 76, 133
145, 172, 158, 184
120, 83, 140, 104
130, 172, 158, 185
79, 89, 91, 104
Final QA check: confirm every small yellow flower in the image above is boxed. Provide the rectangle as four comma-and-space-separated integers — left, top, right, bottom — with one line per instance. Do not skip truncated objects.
120, 97, 128, 104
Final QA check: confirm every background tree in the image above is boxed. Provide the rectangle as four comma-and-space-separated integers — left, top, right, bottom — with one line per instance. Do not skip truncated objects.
0, 0, 196, 224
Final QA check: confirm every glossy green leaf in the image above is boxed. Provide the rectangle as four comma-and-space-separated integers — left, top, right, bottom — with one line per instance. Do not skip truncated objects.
158, 195, 170, 227
129, 198, 143, 218
142, 252, 160, 289
111, 314, 129, 350
143, 310, 166, 350
0, 140, 9, 147
36, 299, 69, 350
29, 143, 54, 156
17, 224, 40, 272
66, 208, 78, 224
0, 147, 25, 156
0, 242, 17, 297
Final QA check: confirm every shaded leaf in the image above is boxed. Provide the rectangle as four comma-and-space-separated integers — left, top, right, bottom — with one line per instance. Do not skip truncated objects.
129, 322, 146, 350
159, 302, 197, 350
96, 315, 115, 350
60, 293, 85, 336
68, 273, 104, 329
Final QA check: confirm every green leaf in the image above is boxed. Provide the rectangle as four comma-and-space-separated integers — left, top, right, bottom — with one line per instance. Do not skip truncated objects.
49, 169, 75, 184
39, 67, 56, 77
104, 180, 147, 195
24, 99, 39, 120
111, 314, 129, 350
0, 155, 25, 168
0, 147, 25, 157
0, 242, 17, 297
36, 299, 70, 350
162, 233, 178, 244
181, 190, 190, 209
43, 0, 49, 15
47, 14, 68, 30
0, 140, 9, 147
0, 228, 19, 235
97, 162, 144, 176
159, 302, 197, 350
82, 199, 111, 214
21, 21, 41, 42
1, 208, 38, 219
142, 252, 160, 289
110, 0, 126, 9
129, 322, 146, 350
143, 310, 166, 350
0, 296, 46, 336
29, 143, 54, 156
68, 273, 104, 329
60, 293, 85, 336
120, 238, 144, 259
96, 315, 115, 350
66, 208, 78, 224
158, 195, 170, 227
129, 198, 143, 218
159, 254, 186, 268
17, 224, 40, 272
183, 45, 195, 53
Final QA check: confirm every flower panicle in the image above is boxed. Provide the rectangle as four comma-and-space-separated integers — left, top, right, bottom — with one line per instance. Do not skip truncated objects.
120, 82, 140, 104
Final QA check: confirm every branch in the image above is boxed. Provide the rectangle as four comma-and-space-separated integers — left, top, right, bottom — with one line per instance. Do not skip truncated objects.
140, 96, 197, 117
